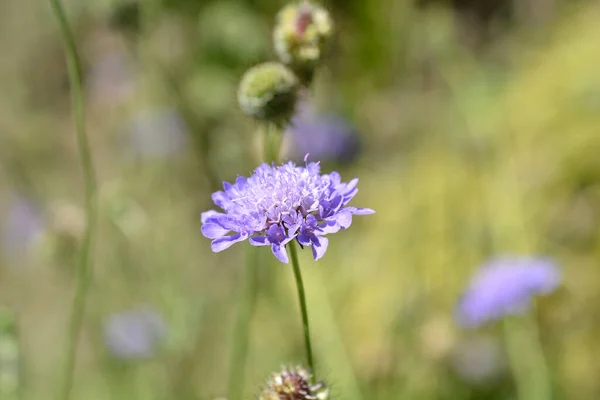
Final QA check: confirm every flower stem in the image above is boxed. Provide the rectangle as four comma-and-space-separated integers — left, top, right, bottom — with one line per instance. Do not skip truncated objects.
288, 241, 315, 374
49, 1, 97, 399
265, 124, 281, 163
503, 314, 552, 400
228, 247, 260, 400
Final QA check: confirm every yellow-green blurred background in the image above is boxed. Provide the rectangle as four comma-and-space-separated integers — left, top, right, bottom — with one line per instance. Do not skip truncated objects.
1, 0, 599, 398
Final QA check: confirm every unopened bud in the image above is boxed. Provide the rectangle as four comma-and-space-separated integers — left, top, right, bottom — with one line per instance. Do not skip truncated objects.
273, 2, 333, 84
238, 62, 299, 125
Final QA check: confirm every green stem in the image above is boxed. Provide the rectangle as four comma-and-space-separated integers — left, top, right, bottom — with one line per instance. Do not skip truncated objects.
49, 1, 98, 399
227, 247, 260, 400
265, 124, 281, 163
0, 309, 21, 400
503, 315, 552, 400
288, 241, 315, 374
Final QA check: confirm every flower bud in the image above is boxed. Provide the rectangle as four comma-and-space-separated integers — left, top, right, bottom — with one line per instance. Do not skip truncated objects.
258, 365, 329, 400
238, 62, 299, 125
273, 1, 333, 84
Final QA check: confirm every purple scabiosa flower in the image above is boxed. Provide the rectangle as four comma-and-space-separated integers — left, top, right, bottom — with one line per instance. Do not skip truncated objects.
102, 308, 167, 361
285, 104, 361, 164
456, 257, 560, 328
201, 159, 374, 263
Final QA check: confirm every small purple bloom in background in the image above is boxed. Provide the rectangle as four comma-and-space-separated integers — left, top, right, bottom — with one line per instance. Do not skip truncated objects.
126, 108, 188, 159
201, 160, 374, 263
103, 308, 167, 361
285, 104, 361, 164
1, 198, 44, 263
456, 257, 560, 328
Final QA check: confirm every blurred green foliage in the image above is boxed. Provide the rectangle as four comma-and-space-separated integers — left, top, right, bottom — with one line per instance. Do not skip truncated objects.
1, 0, 599, 399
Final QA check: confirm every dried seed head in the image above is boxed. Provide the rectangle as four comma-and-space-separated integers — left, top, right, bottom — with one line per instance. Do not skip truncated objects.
238, 62, 299, 125
258, 365, 329, 400
273, 1, 333, 84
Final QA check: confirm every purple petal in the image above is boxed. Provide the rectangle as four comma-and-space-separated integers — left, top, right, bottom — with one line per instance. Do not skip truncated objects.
286, 222, 301, 236
267, 224, 287, 244
328, 195, 343, 213
211, 191, 230, 209
200, 210, 223, 223
297, 233, 312, 246
271, 244, 289, 263
311, 236, 329, 260
235, 176, 247, 188
347, 206, 376, 215
345, 178, 359, 191
201, 223, 230, 239
316, 220, 341, 234
305, 214, 318, 228
211, 233, 247, 252
328, 209, 353, 229
249, 236, 269, 246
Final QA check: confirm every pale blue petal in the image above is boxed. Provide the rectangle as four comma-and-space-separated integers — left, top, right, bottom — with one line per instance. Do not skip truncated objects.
211, 233, 247, 252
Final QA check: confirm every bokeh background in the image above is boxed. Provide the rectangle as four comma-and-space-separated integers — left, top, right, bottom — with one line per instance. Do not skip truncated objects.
1, 0, 599, 398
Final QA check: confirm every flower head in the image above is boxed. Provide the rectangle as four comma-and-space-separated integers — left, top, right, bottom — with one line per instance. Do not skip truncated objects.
201, 160, 374, 263
285, 103, 361, 164
238, 62, 299, 125
456, 256, 560, 328
273, 1, 333, 83
259, 365, 329, 400
103, 307, 167, 361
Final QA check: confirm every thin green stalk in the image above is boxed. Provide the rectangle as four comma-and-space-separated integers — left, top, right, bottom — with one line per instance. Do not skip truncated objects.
288, 241, 315, 374
0, 309, 21, 400
503, 315, 552, 400
49, 1, 97, 399
435, 60, 552, 400
265, 124, 281, 164
228, 247, 260, 400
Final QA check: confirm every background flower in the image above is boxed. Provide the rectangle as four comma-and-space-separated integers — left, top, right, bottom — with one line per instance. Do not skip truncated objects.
284, 103, 361, 165
456, 257, 561, 328
102, 307, 167, 361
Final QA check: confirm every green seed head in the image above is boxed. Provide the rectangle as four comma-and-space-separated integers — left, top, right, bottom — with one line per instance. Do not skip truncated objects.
273, 1, 333, 82
238, 62, 299, 124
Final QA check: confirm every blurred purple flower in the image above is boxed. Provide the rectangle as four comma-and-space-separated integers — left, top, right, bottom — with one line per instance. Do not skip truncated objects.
456, 257, 560, 328
201, 160, 374, 263
103, 308, 167, 360
126, 109, 188, 158
1, 198, 44, 262
286, 105, 361, 164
